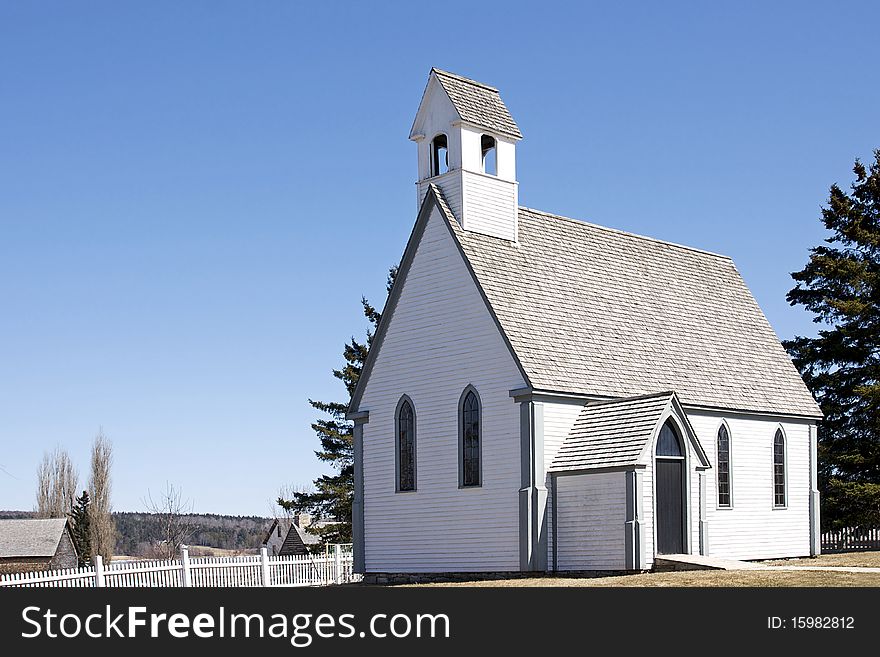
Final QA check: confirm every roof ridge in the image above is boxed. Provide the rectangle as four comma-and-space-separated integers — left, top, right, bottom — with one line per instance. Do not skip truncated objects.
431, 68, 499, 93
518, 206, 731, 260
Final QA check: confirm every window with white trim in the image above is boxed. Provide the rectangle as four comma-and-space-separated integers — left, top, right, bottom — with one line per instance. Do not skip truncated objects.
717, 424, 731, 507
397, 398, 416, 492
460, 389, 481, 487
773, 428, 786, 507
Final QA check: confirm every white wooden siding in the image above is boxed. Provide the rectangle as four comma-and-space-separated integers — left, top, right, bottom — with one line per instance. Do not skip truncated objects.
359, 204, 526, 572
686, 412, 813, 560
542, 399, 586, 566
555, 471, 626, 570
639, 411, 813, 563
461, 170, 517, 241
418, 171, 462, 224
642, 465, 655, 568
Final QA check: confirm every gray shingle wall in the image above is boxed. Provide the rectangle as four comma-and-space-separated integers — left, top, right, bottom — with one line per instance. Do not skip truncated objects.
447, 205, 821, 418
49, 528, 78, 569
432, 69, 522, 140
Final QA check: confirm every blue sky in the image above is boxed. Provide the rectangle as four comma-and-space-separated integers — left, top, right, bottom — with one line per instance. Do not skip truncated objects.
0, 1, 877, 516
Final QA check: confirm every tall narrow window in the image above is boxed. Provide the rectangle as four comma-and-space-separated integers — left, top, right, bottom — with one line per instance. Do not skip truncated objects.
717, 424, 731, 507
460, 388, 481, 487
431, 134, 448, 177
773, 428, 786, 507
481, 134, 497, 175
396, 398, 415, 492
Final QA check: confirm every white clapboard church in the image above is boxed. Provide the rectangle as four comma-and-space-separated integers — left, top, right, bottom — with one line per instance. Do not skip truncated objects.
346, 68, 822, 575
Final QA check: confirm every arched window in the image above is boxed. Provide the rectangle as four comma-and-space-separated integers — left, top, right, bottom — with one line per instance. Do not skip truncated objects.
430, 134, 448, 177
773, 428, 786, 507
481, 135, 497, 175
717, 424, 731, 507
459, 388, 481, 487
656, 420, 683, 457
396, 397, 416, 492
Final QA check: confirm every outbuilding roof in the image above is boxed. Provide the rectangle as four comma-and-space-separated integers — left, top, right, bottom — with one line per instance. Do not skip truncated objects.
0, 518, 69, 558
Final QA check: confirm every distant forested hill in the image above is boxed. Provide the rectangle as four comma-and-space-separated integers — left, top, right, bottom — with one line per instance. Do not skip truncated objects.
1, 510, 271, 557
113, 512, 270, 556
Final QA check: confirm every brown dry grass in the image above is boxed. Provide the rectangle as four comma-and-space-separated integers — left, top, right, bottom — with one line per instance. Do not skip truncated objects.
762, 551, 880, 569
405, 571, 880, 587
403, 554, 880, 588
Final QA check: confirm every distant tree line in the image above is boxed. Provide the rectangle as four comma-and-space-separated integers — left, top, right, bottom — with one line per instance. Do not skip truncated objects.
2, 510, 271, 558
113, 512, 269, 557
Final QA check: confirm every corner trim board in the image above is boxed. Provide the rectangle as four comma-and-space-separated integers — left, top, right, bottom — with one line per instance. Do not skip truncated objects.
352, 419, 367, 573
624, 469, 644, 570
519, 400, 547, 571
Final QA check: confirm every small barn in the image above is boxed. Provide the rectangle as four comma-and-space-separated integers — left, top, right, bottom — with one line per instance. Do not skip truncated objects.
0, 518, 78, 574
263, 515, 321, 556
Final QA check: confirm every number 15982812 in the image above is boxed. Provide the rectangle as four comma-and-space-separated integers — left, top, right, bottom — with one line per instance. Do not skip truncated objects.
768, 616, 854, 630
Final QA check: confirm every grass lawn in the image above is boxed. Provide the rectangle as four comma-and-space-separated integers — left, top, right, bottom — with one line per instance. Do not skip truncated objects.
405, 570, 880, 587
762, 551, 880, 568
400, 551, 880, 587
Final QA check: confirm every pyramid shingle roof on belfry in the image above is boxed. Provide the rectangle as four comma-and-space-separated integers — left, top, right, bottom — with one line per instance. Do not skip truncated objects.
430, 68, 523, 140
435, 195, 821, 419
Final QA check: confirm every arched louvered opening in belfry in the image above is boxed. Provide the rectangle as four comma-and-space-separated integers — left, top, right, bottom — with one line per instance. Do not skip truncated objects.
481, 134, 497, 175
430, 133, 449, 177
655, 419, 686, 554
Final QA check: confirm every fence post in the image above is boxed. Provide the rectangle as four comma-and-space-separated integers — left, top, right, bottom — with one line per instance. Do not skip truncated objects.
260, 547, 270, 587
180, 546, 191, 587
334, 544, 342, 584
94, 555, 105, 587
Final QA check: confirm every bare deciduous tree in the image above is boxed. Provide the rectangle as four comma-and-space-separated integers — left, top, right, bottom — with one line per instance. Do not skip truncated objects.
143, 483, 194, 559
88, 429, 115, 562
270, 483, 314, 521
35, 447, 78, 518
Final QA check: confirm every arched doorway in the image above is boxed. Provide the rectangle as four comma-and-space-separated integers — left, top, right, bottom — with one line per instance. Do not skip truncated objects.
656, 420, 686, 554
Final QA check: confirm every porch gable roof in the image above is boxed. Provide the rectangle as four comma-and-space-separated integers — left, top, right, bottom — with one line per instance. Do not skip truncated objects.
549, 391, 710, 473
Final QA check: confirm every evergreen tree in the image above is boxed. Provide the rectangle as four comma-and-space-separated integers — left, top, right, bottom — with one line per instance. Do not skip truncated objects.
278, 267, 396, 544
69, 490, 92, 566
784, 150, 880, 529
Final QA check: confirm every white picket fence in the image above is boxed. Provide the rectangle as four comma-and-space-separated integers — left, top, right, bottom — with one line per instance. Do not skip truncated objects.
0, 545, 358, 588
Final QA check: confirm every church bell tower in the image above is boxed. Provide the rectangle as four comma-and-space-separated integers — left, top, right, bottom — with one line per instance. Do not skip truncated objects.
409, 68, 522, 241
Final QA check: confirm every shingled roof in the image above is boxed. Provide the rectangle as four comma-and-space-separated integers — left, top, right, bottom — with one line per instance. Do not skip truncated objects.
430, 68, 523, 140
549, 392, 709, 472
0, 518, 69, 558
440, 197, 821, 419
282, 525, 320, 553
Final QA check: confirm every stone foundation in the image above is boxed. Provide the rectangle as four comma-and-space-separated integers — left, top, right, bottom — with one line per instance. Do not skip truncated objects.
361, 570, 641, 585
0, 558, 51, 575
